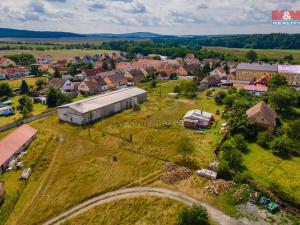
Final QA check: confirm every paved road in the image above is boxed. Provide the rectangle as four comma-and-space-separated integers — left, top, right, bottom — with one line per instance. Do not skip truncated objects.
42, 187, 242, 225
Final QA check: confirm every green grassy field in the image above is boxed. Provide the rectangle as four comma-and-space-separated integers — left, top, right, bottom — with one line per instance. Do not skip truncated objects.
62, 197, 184, 225
0, 95, 49, 127
0, 77, 48, 89
243, 144, 300, 203
0, 81, 225, 225
0, 49, 117, 60
204, 46, 300, 62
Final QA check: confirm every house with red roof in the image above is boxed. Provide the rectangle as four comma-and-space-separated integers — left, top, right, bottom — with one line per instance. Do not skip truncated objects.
0, 57, 16, 68
243, 85, 268, 96
1, 67, 28, 79
0, 124, 37, 174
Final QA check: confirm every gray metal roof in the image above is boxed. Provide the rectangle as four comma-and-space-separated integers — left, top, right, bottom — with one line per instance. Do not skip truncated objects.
59, 87, 146, 114
236, 63, 278, 72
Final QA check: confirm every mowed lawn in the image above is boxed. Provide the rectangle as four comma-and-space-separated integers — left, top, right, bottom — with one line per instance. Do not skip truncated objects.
203, 46, 300, 62
1, 81, 224, 225
0, 49, 117, 60
243, 144, 300, 203
62, 197, 184, 225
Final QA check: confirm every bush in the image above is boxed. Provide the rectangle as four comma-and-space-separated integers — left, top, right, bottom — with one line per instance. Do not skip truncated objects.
214, 91, 226, 105
231, 134, 248, 152
132, 103, 141, 111
270, 136, 292, 157
217, 160, 232, 180
177, 205, 210, 225
173, 85, 181, 93
257, 131, 273, 148
206, 90, 212, 96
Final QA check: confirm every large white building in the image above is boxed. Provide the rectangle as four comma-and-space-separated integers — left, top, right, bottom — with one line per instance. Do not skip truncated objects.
58, 87, 147, 125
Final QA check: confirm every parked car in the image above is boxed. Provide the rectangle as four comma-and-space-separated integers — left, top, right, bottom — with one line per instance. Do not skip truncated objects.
20, 168, 31, 180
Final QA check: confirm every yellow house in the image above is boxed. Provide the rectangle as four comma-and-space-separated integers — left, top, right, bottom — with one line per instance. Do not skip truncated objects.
236, 63, 278, 82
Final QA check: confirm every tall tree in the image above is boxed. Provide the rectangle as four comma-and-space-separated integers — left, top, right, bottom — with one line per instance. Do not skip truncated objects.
54, 68, 61, 78
0, 83, 12, 97
268, 87, 298, 112
18, 95, 33, 118
20, 80, 29, 95
245, 50, 257, 62
269, 74, 288, 90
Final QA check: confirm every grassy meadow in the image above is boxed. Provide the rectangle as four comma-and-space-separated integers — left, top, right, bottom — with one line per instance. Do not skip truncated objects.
243, 144, 300, 203
0, 77, 48, 89
62, 197, 184, 225
0, 81, 225, 225
0, 49, 117, 60
204, 46, 300, 62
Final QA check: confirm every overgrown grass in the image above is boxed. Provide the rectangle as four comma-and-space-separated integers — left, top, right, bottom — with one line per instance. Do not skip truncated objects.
1, 81, 224, 225
243, 143, 300, 203
62, 197, 184, 225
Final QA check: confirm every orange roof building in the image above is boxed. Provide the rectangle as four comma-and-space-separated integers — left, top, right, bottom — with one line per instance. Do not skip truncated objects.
0, 124, 38, 174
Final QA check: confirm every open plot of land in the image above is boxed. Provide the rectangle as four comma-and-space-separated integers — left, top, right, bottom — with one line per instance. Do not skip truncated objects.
203, 47, 300, 62
62, 197, 184, 225
0, 77, 48, 89
1, 81, 224, 225
243, 144, 300, 203
0, 49, 117, 60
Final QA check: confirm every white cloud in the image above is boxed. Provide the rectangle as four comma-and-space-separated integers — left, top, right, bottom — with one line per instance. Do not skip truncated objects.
0, 0, 300, 34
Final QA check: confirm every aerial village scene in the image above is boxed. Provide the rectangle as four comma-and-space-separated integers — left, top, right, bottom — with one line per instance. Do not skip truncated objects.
0, 1, 300, 225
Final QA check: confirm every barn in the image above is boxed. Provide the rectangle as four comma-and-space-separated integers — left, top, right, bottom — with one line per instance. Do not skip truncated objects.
58, 87, 147, 125
0, 124, 38, 174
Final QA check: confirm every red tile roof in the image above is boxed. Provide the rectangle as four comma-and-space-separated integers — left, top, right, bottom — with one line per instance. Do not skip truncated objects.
243, 85, 268, 92
0, 124, 37, 167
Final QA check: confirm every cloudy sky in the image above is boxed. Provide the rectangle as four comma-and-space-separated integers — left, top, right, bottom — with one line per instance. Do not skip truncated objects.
1, 0, 300, 35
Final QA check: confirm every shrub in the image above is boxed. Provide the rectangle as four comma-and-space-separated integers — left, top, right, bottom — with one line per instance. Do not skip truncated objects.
214, 91, 226, 105
177, 205, 210, 225
173, 85, 181, 93
132, 103, 141, 111
257, 131, 273, 148
270, 136, 292, 157
206, 90, 212, 96
217, 160, 232, 180
231, 134, 248, 152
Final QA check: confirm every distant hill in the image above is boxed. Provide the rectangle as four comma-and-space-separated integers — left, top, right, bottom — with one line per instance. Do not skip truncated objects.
0, 28, 84, 38
87, 32, 163, 38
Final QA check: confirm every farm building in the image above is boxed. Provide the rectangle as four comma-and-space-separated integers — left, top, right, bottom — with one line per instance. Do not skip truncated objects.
0, 124, 38, 174
58, 87, 147, 125
183, 109, 213, 128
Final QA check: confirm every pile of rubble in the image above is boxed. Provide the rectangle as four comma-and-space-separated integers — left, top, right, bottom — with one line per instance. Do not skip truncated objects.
161, 162, 192, 184
203, 179, 235, 196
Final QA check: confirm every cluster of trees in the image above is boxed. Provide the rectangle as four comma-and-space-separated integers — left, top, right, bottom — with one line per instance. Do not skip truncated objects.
192, 33, 300, 49
46, 87, 72, 107
5, 53, 35, 66
173, 80, 198, 98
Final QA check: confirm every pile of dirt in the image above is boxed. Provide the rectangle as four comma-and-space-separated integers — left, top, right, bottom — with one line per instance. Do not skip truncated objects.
161, 162, 192, 184
203, 179, 235, 196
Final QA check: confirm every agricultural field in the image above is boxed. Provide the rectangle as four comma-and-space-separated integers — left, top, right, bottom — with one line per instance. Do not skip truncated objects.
0, 49, 117, 60
62, 197, 184, 225
0, 81, 225, 225
243, 144, 300, 203
203, 46, 300, 62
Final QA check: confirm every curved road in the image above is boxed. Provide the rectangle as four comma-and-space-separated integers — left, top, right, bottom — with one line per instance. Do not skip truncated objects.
42, 187, 243, 225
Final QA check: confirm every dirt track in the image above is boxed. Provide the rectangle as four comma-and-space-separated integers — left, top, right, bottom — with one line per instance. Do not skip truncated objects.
42, 187, 242, 225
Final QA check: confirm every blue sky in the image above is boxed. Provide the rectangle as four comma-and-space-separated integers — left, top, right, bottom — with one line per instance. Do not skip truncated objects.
1, 0, 300, 34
